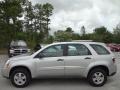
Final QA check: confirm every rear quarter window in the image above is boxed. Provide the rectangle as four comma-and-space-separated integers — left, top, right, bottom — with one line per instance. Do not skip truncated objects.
90, 44, 110, 55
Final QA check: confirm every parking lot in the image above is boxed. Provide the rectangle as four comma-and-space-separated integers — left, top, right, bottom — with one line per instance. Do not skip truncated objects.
0, 53, 120, 90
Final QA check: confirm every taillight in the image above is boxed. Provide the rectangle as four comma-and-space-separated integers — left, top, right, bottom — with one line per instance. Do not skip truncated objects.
112, 58, 116, 63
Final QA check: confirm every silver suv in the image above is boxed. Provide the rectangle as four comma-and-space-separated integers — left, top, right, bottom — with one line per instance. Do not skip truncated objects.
2, 42, 117, 88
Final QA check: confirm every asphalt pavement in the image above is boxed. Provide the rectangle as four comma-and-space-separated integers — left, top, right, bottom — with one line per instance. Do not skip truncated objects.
0, 53, 120, 90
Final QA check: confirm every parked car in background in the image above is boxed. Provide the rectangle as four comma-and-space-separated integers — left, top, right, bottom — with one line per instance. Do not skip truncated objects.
107, 43, 120, 52
2, 42, 117, 88
8, 40, 30, 57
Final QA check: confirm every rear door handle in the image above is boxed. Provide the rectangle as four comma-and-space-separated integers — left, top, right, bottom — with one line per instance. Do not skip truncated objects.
84, 57, 91, 59
57, 59, 64, 61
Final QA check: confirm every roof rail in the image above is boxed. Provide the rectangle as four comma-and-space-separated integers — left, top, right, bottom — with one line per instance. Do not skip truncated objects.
72, 40, 93, 42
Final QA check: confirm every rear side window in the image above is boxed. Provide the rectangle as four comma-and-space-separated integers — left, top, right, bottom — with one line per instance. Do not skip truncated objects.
67, 44, 91, 56
90, 44, 110, 55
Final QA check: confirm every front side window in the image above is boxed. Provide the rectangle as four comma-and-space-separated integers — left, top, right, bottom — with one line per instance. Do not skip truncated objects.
90, 44, 110, 55
67, 44, 91, 56
40, 45, 64, 57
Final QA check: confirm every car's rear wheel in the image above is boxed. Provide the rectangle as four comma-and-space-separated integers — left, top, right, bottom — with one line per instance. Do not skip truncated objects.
87, 68, 107, 87
10, 68, 31, 88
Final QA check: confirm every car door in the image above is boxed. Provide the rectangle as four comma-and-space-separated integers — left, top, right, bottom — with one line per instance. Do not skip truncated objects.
64, 44, 94, 76
34, 44, 65, 77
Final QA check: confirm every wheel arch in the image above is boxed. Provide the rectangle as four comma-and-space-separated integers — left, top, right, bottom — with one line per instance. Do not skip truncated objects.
87, 65, 109, 78
9, 66, 32, 78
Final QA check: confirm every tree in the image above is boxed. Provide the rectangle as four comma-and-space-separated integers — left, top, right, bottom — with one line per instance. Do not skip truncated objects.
72, 33, 80, 40
81, 26, 86, 36
33, 4, 44, 33
113, 23, 120, 43
24, 1, 34, 32
80, 26, 88, 40
0, 0, 54, 48
93, 26, 113, 43
0, 0, 24, 47
54, 30, 72, 42
54, 27, 78, 41
43, 3, 53, 38
65, 27, 73, 33
114, 23, 120, 35
31, 3, 53, 43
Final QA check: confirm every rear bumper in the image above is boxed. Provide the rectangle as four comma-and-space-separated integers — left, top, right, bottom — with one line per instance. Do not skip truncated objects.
108, 63, 117, 76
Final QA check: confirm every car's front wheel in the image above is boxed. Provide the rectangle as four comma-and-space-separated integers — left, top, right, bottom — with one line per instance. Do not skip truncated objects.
10, 68, 31, 88
87, 68, 107, 87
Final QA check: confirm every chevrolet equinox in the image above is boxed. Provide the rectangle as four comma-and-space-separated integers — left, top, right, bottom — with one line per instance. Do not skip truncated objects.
2, 42, 117, 88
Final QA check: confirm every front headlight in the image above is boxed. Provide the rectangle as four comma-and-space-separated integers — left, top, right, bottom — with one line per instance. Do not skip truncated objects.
10, 49, 14, 53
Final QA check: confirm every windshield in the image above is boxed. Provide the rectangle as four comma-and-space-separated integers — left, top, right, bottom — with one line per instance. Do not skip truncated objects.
10, 40, 27, 47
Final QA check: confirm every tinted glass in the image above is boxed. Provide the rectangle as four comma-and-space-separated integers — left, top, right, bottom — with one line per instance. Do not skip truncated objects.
90, 44, 110, 55
67, 44, 91, 56
10, 40, 27, 47
40, 45, 64, 57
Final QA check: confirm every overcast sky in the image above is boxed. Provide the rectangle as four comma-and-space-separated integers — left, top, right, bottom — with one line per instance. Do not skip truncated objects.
31, 0, 120, 34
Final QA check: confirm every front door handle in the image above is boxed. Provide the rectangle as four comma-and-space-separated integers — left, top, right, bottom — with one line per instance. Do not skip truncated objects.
84, 57, 91, 59
57, 59, 64, 61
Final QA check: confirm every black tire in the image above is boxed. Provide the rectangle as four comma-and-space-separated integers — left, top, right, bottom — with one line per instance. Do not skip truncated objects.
10, 68, 31, 88
87, 68, 107, 87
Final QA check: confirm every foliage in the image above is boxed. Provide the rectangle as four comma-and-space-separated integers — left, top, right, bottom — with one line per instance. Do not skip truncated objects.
113, 24, 120, 43
92, 26, 113, 43
0, 0, 120, 49
0, 0, 54, 48
80, 26, 86, 36
0, 0, 23, 48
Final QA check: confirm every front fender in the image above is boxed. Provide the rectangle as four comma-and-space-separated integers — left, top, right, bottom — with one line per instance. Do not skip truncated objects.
9, 60, 36, 78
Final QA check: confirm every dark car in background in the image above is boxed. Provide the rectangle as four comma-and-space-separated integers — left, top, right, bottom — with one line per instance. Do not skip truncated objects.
8, 40, 30, 57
